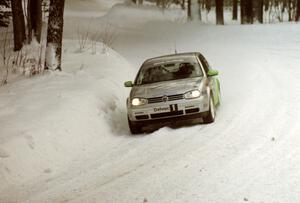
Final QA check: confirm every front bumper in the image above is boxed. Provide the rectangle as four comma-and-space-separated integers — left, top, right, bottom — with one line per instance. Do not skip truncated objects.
127, 95, 210, 122
129, 111, 209, 131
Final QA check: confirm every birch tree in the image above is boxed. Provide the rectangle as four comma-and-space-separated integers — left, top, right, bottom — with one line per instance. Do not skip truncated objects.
45, 0, 65, 71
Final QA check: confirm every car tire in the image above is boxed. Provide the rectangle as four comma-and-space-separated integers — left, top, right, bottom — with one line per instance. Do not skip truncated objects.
128, 117, 143, 134
203, 96, 216, 124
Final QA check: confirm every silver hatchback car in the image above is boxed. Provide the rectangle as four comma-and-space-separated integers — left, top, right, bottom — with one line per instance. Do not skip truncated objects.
124, 52, 221, 134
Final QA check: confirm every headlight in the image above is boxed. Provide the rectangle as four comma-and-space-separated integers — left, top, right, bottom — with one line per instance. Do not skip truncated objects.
184, 90, 201, 99
131, 98, 148, 106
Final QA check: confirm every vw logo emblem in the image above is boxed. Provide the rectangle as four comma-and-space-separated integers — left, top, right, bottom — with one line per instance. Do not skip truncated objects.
162, 95, 168, 102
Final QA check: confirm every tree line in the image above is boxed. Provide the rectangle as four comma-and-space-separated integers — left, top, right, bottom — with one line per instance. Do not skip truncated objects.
1, 0, 300, 73
131, 0, 300, 24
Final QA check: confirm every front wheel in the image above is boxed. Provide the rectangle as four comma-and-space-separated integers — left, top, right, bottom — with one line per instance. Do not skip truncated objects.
128, 117, 143, 134
203, 97, 216, 124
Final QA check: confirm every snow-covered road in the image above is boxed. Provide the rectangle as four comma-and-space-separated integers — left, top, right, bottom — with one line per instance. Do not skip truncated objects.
70, 23, 300, 203
1, 4, 300, 203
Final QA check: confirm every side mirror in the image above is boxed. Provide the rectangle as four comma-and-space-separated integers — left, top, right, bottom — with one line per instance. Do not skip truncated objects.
207, 69, 219, 77
124, 81, 134, 87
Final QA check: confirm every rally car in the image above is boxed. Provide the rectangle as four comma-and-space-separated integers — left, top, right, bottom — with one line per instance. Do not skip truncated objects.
124, 52, 221, 134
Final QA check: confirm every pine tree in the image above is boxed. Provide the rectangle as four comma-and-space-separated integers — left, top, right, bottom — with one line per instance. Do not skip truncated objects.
45, 0, 65, 71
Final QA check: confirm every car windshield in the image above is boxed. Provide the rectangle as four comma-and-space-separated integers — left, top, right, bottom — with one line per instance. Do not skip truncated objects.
135, 56, 203, 85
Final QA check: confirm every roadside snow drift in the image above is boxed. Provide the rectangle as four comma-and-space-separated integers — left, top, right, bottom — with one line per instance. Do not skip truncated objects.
0, 41, 134, 201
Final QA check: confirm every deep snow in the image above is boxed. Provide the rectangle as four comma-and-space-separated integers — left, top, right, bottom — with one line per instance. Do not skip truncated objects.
1, 2, 300, 203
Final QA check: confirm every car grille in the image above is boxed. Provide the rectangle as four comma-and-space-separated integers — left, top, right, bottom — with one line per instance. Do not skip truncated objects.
148, 94, 184, 104
150, 110, 184, 119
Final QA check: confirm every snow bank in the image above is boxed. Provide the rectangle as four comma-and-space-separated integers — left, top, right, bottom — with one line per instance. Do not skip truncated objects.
0, 40, 134, 196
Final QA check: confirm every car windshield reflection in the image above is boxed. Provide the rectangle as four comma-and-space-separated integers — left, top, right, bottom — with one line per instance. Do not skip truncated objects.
135, 57, 203, 85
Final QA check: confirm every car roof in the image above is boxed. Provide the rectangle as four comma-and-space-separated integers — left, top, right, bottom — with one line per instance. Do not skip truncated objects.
143, 52, 200, 65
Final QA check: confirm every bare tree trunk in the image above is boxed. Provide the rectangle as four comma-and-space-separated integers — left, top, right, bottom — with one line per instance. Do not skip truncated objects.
253, 0, 263, 23
198, 0, 202, 20
215, 0, 224, 25
282, 0, 287, 12
264, 0, 269, 11
27, 0, 32, 43
248, 0, 253, 23
241, 0, 253, 24
187, 0, 192, 20
296, 0, 300, 21
11, 0, 26, 51
181, 0, 186, 9
205, 0, 211, 12
288, 0, 292, 21
35, 0, 43, 42
259, 0, 264, 23
28, 0, 42, 43
232, 0, 238, 20
45, 0, 65, 71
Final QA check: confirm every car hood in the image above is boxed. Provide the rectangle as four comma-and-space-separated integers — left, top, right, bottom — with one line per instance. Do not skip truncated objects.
130, 77, 203, 98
